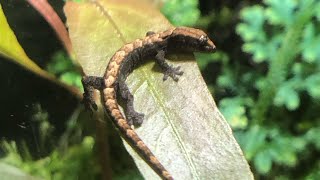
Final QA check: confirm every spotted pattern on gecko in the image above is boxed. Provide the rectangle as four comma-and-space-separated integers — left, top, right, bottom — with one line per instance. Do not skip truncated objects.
82, 27, 216, 179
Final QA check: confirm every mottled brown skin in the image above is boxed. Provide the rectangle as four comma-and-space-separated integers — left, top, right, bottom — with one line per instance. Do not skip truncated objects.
82, 27, 216, 180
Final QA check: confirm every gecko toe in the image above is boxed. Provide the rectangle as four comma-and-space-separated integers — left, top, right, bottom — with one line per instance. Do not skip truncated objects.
174, 66, 184, 75
127, 111, 145, 126
163, 74, 169, 81
172, 75, 179, 81
162, 65, 183, 81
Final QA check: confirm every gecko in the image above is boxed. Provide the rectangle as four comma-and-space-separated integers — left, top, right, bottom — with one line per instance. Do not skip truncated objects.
82, 27, 216, 180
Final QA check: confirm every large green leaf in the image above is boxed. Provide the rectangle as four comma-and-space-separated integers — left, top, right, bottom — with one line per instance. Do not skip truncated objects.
0, 4, 44, 75
0, 4, 81, 98
64, 0, 253, 179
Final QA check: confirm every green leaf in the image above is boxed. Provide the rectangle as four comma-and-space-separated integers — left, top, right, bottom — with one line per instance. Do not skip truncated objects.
0, 4, 81, 98
47, 52, 82, 89
236, 6, 266, 42
254, 150, 272, 174
301, 23, 320, 63
316, 2, 320, 21
47, 52, 74, 74
306, 127, 320, 149
241, 34, 282, 63
0, 4, 45, 75
194, 51, 228, 70
266, 34, 283, 60
304, 73, 320, 99
242, 42, 268, 63
291, 62, 302, 76
217, 68, 235, 89
237, 5, 286, 63
64, 0, 253, 179
265, 0, 297, 26
219, 97, 248, 129
269, 136, 300, 166
274, 83, 300, 110
60, 72, 83, 90
161, 0, 200, 26
242, 126, 267, 160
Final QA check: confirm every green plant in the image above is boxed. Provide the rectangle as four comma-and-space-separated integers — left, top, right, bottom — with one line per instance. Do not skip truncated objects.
161, 0, 200, 26
46, 51, 82, 90
214, 0, 320, 178
237, 0, 319, 122
0, 104, 100, 180
1, 136, 99, 180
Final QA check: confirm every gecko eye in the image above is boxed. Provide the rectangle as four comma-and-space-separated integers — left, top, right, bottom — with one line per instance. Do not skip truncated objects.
199, 35, 208, 44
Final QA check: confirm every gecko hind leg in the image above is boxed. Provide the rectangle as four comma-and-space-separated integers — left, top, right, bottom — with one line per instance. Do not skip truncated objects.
155, 50, 184, 81
118, 80, 144, 126
81, 76, 104, 112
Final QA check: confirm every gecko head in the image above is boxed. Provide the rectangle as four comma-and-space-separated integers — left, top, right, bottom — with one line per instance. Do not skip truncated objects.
169, 27, 216, 53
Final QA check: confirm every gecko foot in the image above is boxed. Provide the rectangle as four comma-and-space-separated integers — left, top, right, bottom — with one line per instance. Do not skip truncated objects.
127, 110, 144, 126
81, 76, 104, 112
82, 90, 98, 112
163, 65, 184, 81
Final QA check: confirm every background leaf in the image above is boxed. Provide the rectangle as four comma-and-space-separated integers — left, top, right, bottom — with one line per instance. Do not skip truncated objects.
0, 4, 81, 98
274, 83, 300, 110
301, 23, 320, 63
161, 0, 200, 26
0, 163, 42, 180
265, 0, 297, 26
219, 97, 248, 129
0, 4, 45, 76
254, 149, 272, 174
304, 73, 320, 99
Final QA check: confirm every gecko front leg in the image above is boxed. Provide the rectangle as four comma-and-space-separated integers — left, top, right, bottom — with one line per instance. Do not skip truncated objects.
81, 76, 104, 112
155, 50, 184, 81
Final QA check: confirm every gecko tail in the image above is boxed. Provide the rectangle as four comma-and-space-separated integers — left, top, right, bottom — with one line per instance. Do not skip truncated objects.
123, 127, 173, 180
108, 106, 173, 180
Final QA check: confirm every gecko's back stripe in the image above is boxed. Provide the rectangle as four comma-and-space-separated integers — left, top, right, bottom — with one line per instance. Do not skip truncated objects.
102, 29, 176, 180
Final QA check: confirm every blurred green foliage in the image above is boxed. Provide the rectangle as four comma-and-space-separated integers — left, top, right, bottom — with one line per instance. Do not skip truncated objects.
0, 104, 100, 180
1, 137, 99, 180
236, 0, 320, 170
237, 0, 319, 121
165, 0, 320, 179
46, 51, 82, 90
161, 0, 200, 26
